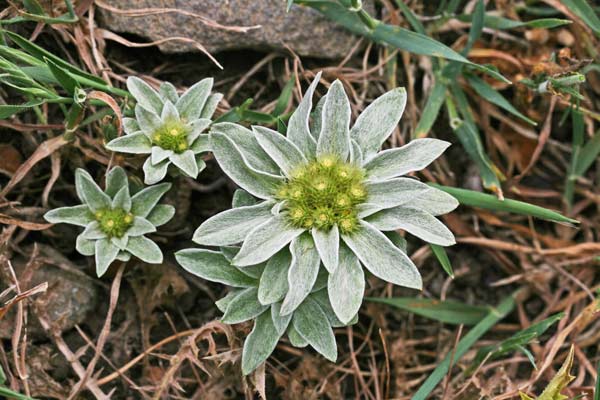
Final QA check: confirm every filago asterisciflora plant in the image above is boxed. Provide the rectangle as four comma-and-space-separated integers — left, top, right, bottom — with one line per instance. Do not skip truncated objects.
175, 72, 458, 374
105, 77, 222, 184
44, 166, 174, 276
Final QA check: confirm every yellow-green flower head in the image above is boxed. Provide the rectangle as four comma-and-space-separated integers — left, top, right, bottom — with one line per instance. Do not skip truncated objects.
276, 156, 366, 234
106, 77, 223, 185
185, 72, 459, 375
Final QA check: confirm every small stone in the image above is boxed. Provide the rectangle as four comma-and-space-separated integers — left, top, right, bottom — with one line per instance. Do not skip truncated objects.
99, 0, 374, 59
0, 245, 98, 339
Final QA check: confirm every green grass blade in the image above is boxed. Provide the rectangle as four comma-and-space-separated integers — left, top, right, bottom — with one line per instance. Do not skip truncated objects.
565, 109, 584, 207
595, 360, 600, 400
470, 313, 563, 370
447, 85, 504, 192
414, 80, 446, 138
430, 244, 454, 278
574, 131, 600, 176
456, 15, 572, 30
0, 99, 46, 119
393, 0, 426, 34
0, 386, 37, 400
463, 0, 485, 56
366, 297, 488, 325
466, 74, 537, 125
430, 184, 579, 224
562, 0, 600, 36
412, 290, 518, 400
296, 0, 510, 83
272, 74, 295, 117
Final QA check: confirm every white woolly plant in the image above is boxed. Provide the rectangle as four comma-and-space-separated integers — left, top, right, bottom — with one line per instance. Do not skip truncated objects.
106, 77, 222, 184
44, 166, 174, 277
176, 72, 458, 373
176, 190, 358, 374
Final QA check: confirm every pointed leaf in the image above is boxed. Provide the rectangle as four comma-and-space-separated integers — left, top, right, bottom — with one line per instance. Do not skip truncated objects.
293, 296, 337, 362
258, 248, 292, 305
312, 226, 339, 273
287, 71, 321, 158
146, 204, 175, 226
130, 182, 171, 217
126, 236, 163, 264
317, 80, 351, 159
127, 76, 163, 115
328, 246, 364, 324
170, 150, 198, 178
175, 249, 257, 287
412, 187, 459, 216
253, 125, 307, 176
222, 287, 268, 324
44, 205, 92, 227
95, 238, 119, 277
126, 217, 156, 237
176, 78, 213, 120
342, 221, 422, 289
75, 169, 111, 211
142, 158, 170, 185
365, 177, 430, 209
111, 186, 132, 212
241, 310, 281, 375
105, 167, 128, 198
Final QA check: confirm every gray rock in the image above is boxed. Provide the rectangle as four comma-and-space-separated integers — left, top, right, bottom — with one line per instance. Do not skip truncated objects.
0, 245, 98, 339
99, 0, 371, 59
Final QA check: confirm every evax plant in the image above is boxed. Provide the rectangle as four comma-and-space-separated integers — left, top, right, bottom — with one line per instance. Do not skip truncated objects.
44, 166, 174, 276
176, 189, 356, 374
177, 72, 458, 372
106, 77, 222, 184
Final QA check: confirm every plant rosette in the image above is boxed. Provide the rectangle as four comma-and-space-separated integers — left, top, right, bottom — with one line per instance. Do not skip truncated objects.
106, 77, 223, 184
176, 189, 360, 374
178, 72, 458, 371
44, 166, 174, 276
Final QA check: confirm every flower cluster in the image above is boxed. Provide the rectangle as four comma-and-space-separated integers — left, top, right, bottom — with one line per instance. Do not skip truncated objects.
44, 166, 174, 276
106, 77, 222, 184
176, 72, 458, 373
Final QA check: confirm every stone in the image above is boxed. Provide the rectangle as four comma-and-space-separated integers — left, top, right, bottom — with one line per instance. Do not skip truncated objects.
0, 245, 98, 339
99, 0, 372, 59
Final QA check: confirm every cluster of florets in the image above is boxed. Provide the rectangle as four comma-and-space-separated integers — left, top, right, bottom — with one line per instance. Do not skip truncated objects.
276, 155, 367, 234
94, 208, 134, 238
151, 119, 189, 153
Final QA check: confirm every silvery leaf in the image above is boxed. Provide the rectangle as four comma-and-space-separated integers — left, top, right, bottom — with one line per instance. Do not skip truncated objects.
75, 169, 111, 211
317, 79, 351, 160
196, 157, 206, 175
170, 149, 198, 178
159, 81, 179, 103
210, 123, 279, 174
127, 76, 164, 115
365, 178, 430, 209
201, 92, 223, 119
190, 132, 210, 153
135, 104, 162, 136
309, 93, 326, 140
350, 87, 406, 160
116, 251, 131, 262
356, 203, 384, 219
143, 156, 170, 185
253, 126, 307, 177
131, 182, 171, 217
146, 204, 175, 227
123, 117, 140, 135
385, 231, 408, 253
221, 287, 268, 324
258, 248, 291, 305
126, 216, 156, 237
188, 119, 212, 144
366, 206, 456, 246
216, 290, 239, 313
193, 201, 274, 246
232, 214, 304, 266
211, 132, 283, 200
105, 167, 128, 198
312, 290, 355, 327
111, 235, 128, 250
349, 139, 363, 165
237, 263, 265, 279
327, 246, 364, 324
280, 233, 321, 315
95, 238, 119, 277
271, 303, 293, 335
312, 226, 339, 273
232, 189, 258, 208
126, 236, 163, 264
176, 77, 213, 120
342, 220, 422, 289
111, 186, 131, 212
293, 296, 337, 362
412, 187, 459, 216
151, 146, 173, 165
44, 205, 92, 227
106, 132, 152, 154
364, 138, 450, 180
287, 71, 321, 158
175, 249, 257, 287
161, 100, 179, 121
287, 324, 308, 348
81, 221, 106, 240
241, 310, 281, 375
76, 234, 95, 256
